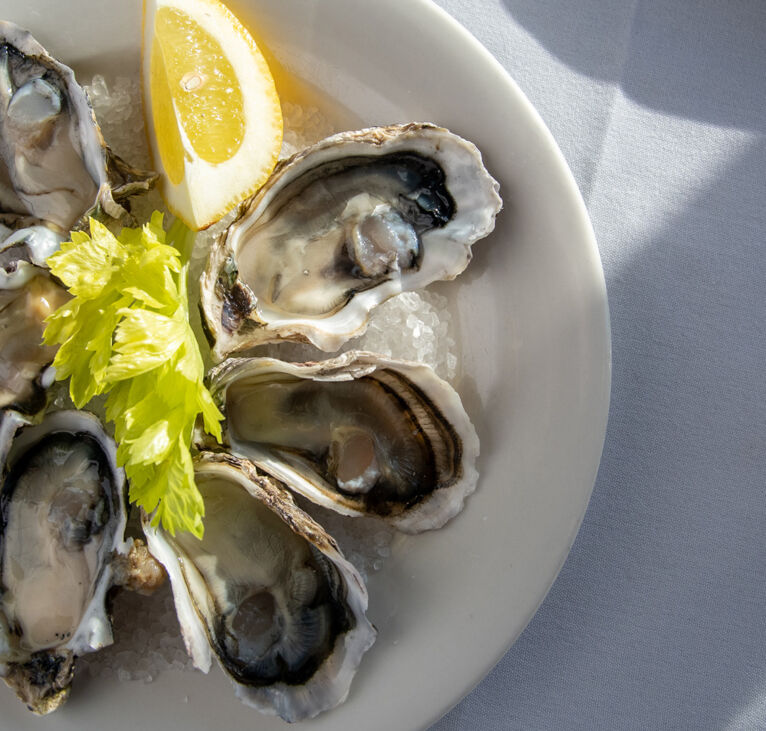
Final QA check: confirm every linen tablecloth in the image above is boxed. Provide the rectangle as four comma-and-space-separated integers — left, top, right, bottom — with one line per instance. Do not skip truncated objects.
429, 1, 766, 728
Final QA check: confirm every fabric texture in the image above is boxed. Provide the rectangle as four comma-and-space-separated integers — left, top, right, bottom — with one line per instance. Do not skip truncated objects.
429, 1, 766, 729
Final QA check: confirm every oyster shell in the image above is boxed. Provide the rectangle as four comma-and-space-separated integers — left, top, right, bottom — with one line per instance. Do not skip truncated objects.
142, 452, 376, 722
0, 264, 69, 414
0, 21, 156, 241
0, 216, 61, 288
200, 123, 501, 359
0, 410, 129, 714
208, 350, 480, 533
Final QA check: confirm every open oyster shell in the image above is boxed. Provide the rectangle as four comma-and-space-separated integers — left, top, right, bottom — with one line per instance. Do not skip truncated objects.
0, 22, 158, 417
0, 21, 156, 243
0, 217, 61, 288
208, 350, 480, 533
0, 263, 68, 415
200, 123, 501, 359
0, 410, 129, 714
142, 452, 376, 722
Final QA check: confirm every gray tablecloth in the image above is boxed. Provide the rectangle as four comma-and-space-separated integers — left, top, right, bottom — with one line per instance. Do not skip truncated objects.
429, 1, 766, 729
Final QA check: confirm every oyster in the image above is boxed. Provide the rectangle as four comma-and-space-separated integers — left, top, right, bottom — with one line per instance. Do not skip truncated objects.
208, 351, 480, 533
0, 21, 155, 240
0, 22, 156, 416
200, 123, 501, 359
0, 410, 129, 714
0, 264, 69, 414
0, 216, 61, 288
142, 452, 376, 722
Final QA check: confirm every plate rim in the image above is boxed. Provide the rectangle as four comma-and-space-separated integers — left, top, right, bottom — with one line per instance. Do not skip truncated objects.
414, 0, 612, 723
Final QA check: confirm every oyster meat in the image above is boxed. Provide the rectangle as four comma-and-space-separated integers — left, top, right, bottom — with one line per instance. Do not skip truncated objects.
142, 452, 376, 722
0, 217, 61, 288
0, 410, 129, 714
201, 123, 501, 358
209, 350, 480, 533
0, 265, 69, 414
0, 21, 155, 241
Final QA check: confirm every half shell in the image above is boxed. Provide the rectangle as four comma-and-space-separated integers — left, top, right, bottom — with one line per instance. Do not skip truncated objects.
0, 21, 156, 240
200, 123, 501, 359
208, 350, 480, 533
0, 410, 129, 713
0, 263, 69, 415
142, 452, 376, 722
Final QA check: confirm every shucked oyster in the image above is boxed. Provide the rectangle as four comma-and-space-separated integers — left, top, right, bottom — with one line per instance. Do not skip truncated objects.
0, 218, 61, 288
201, 123, 501, 359
0, 21, 156, 416
0, 264, 69, 414
208, 351, 480, 533
0, 21, 155, 240
143, 452, 375, 722
0, 410, 129, 714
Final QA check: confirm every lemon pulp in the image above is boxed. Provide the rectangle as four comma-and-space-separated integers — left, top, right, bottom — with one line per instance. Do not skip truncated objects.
151, 6, 245, 178
143, 0, 282, 229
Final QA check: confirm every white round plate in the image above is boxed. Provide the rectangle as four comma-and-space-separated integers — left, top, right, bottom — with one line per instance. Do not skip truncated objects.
0, 0, 610, 729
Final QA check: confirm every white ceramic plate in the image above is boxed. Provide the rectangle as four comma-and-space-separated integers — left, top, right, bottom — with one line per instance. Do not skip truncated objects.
0, 0, 610, 729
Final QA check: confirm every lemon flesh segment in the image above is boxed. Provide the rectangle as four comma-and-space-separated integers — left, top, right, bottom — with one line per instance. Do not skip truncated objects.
143, 0, 283, 230
150, 38, 186, 185
153, 7, 245, 166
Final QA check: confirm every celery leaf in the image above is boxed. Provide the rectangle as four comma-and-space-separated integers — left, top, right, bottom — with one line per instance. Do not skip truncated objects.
44, 214, 222, 537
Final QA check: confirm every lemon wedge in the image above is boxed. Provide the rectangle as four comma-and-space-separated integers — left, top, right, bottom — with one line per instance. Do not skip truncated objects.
142, 0, 282, 230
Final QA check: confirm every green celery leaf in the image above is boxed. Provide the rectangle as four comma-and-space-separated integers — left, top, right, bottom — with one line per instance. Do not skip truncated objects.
43, 298, 83, 350
152, 440, 205, 538
104, 378, 135, 426
107, 308, 186, 381
125, 417, 177, 465
86, 295, 132, 389
197, 387, 224, 441
43, 213, 222, 538
119, 248, 180, 310
173, 330, 204, 382
135, 436, 204, 538
50, 298, 117, 405
120, 286, 168, 311
47, 221, 122, 298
